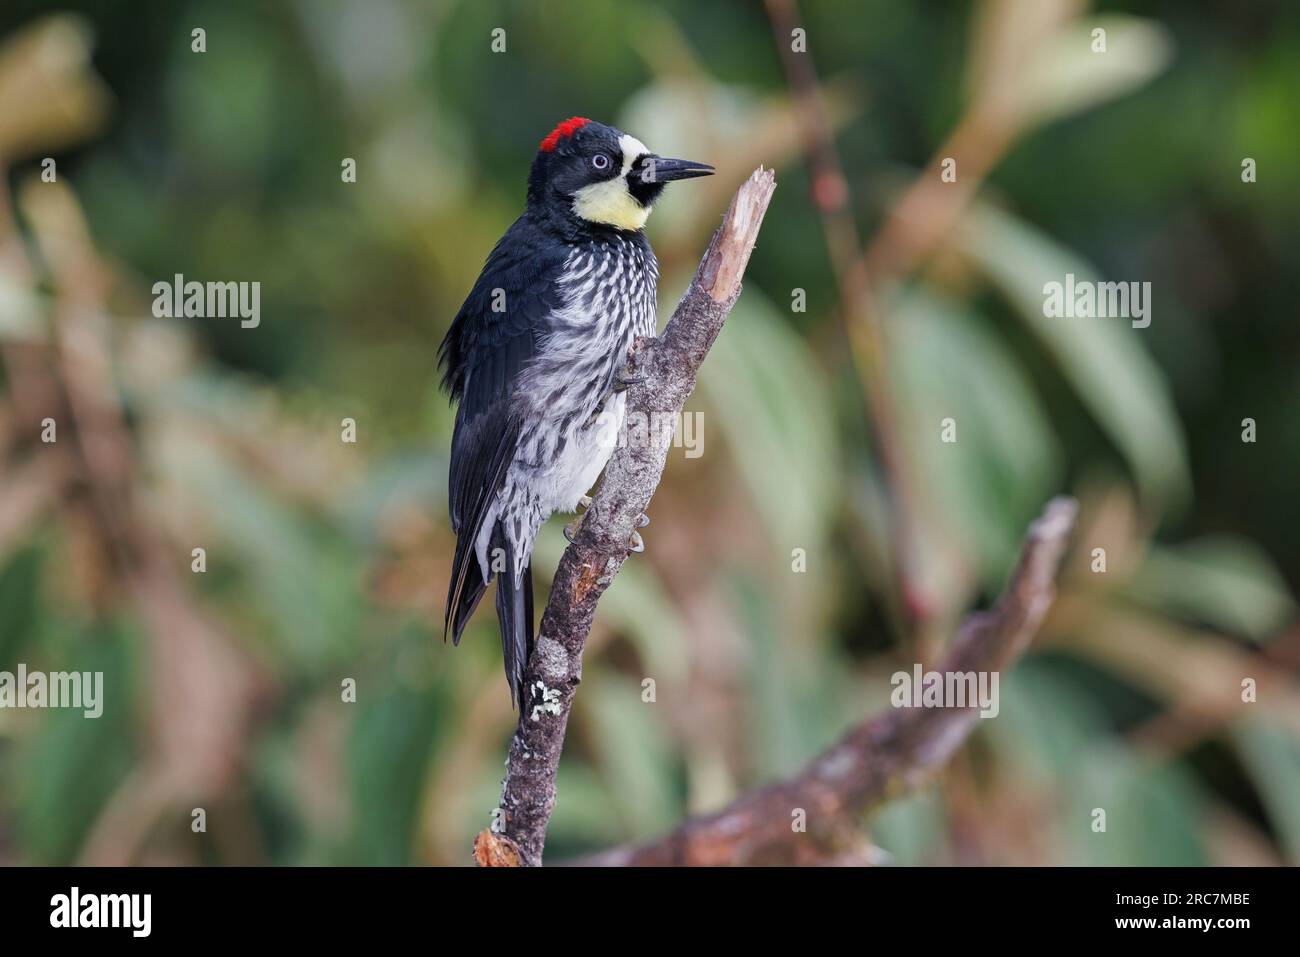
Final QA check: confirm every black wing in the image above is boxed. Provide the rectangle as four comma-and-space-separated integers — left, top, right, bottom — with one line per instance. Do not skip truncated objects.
438, 216, 568, 692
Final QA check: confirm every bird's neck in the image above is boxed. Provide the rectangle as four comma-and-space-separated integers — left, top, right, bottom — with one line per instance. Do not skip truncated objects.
526, 195, 643, 245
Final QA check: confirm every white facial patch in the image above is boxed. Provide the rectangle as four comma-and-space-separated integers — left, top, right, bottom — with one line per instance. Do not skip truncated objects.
572, 133, 653, 231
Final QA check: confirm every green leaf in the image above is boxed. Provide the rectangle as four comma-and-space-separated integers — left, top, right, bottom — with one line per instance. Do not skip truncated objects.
0, 545, 44, 667
1079, 746, 1208, 866
345, 639, 446, 866
1233, 719, 1300, 864
544, 764, 627, 858
736, 573, 848, 777
1015, 17, 1174, 129
584, 676, 680, 839
886, 286, 1061, 575
156, 427, 360, 669
993, 661, 1112, 780
957, 202, 1191, 509
994, 661, 1207, 865
870, 791, 945, 866
1132, 538, 1295, 641
695, 286, 839, 553
13, 620, 138, 863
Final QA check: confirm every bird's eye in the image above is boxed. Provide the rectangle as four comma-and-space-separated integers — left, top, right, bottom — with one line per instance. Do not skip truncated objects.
591, 153, 611, 171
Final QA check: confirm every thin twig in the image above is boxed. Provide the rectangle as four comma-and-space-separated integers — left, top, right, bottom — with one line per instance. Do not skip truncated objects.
764, 0, 1070, 637
762, 0, 923, 624
475, 167, 778, 867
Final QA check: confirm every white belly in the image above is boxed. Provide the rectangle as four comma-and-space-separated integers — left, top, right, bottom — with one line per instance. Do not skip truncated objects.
475, 394, 624, 581
538, 392, 625, 514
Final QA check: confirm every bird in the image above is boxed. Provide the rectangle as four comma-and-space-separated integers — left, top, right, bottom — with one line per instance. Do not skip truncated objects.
438, 117, 714, 707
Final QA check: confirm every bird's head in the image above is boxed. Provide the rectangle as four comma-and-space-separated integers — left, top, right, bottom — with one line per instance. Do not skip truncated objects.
527, 117, 714, 232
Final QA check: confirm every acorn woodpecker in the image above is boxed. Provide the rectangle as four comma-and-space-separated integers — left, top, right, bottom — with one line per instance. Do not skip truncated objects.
439, 117, 714, 706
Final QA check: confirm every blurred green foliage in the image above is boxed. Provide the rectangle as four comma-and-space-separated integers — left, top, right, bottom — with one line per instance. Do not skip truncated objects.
0, 0, 1297, 866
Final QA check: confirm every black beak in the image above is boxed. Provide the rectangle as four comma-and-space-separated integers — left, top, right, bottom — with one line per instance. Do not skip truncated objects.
639, 156, 715, 183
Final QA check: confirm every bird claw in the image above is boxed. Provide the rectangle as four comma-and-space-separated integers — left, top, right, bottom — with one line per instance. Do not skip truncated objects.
611, 373, 646, 394
565, 514, 646, 553
564, 496, 595, 544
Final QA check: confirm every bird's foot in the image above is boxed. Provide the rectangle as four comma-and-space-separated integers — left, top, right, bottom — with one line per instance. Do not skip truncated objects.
591, 375, 643, 424
611, 372, 646, 394
627, 513, 649, 553
563, 496, 595, 544
565, 500, 649, 552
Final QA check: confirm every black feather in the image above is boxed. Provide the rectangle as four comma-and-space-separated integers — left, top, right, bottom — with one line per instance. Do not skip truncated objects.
438, 214, 569, 408
443, 416, 516, 645
438, 212, 568, 705
493, 531, 535, 709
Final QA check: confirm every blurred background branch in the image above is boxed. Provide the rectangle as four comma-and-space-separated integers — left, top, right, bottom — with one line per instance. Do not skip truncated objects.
763, 0, 921, 638
584, 497, 1077, 865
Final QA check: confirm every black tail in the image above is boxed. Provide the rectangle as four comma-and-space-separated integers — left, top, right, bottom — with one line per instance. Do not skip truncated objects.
495, 542, 534, 709
445, 512, 535, 709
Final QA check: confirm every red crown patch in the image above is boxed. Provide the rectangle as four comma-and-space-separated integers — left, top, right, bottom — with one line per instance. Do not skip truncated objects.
539, 116, 591, 152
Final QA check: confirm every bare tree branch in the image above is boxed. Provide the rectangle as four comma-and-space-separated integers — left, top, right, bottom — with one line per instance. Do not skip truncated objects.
475, 167, 778, 867
578, 496, 1078, 866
